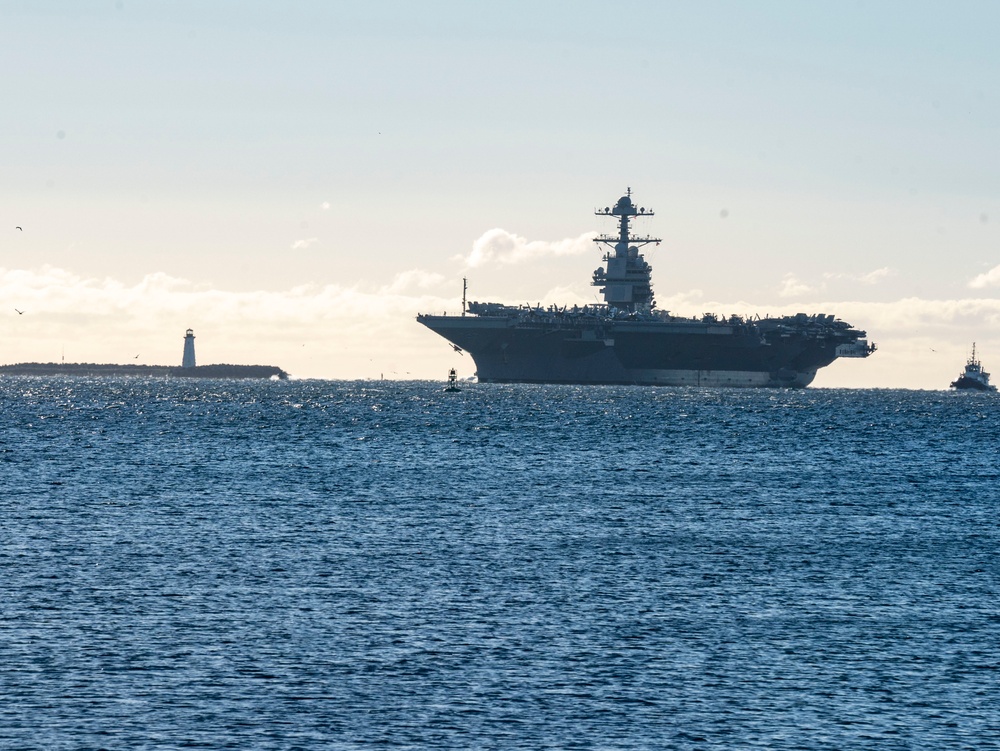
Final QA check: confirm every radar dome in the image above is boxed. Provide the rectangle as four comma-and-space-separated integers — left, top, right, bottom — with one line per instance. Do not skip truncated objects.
613, 195, 634, 214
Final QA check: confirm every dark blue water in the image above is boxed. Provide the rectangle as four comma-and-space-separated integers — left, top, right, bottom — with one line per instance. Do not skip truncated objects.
2, 378, 998, 749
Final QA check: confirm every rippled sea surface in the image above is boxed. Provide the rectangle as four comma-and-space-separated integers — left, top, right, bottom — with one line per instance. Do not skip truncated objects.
2, 378, 999, 749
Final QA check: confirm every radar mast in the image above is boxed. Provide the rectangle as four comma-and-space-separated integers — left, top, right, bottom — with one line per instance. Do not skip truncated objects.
592, 188, 661, 313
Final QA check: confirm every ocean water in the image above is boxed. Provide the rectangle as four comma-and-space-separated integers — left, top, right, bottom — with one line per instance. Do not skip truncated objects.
2, 378, 998, 750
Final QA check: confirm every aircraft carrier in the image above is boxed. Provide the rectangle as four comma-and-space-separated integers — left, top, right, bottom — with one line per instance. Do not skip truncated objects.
417, 189, 874, 387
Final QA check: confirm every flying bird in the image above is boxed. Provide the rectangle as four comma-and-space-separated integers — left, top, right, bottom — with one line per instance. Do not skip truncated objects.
14, 308, 24, 315
15, 226, 22, 231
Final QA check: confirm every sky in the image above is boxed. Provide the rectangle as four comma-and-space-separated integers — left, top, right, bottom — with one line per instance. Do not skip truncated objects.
2, 0, 999, 388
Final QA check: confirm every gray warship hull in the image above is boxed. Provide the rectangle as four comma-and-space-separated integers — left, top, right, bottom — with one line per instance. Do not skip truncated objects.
418, 312, 867, 387
418, 188, 873, 387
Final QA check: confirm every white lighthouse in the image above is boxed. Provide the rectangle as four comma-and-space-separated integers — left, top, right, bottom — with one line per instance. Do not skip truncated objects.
182, 329, 196, 368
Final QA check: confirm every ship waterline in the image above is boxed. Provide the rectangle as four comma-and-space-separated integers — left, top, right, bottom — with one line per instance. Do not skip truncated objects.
418, 312, 844, 387
418, 189, 874, 387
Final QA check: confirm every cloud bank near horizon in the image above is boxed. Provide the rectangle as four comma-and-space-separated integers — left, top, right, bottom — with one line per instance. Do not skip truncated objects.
0, 265, 459, 376
0, 266, 453, 319
2, 264, 998, 385
4, 264, 998, 335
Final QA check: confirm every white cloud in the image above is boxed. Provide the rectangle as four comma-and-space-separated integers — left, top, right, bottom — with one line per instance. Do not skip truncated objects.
823, 267, 894, 285
969, 264, 1000, 289
380, 269, 446, 294
458, 229, 597, 268
858, 267, 892, 284
778, 273, 817, 298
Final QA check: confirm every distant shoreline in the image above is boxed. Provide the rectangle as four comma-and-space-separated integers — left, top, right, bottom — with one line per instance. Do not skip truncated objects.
0, 362, 289, 380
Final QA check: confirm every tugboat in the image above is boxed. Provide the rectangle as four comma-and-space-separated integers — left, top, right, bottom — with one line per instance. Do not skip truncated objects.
950, 343, 996, 391
443, 368, 461, 392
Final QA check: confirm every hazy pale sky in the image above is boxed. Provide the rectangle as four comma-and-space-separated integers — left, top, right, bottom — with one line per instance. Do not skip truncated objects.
2, 1, 999, 387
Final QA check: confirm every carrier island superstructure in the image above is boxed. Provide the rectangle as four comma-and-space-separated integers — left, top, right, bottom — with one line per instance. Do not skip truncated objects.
417, 189, 874, 387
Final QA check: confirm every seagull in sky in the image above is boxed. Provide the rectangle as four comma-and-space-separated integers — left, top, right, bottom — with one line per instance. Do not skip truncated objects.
16, 226, 22, 231
14, 308, 24, 315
